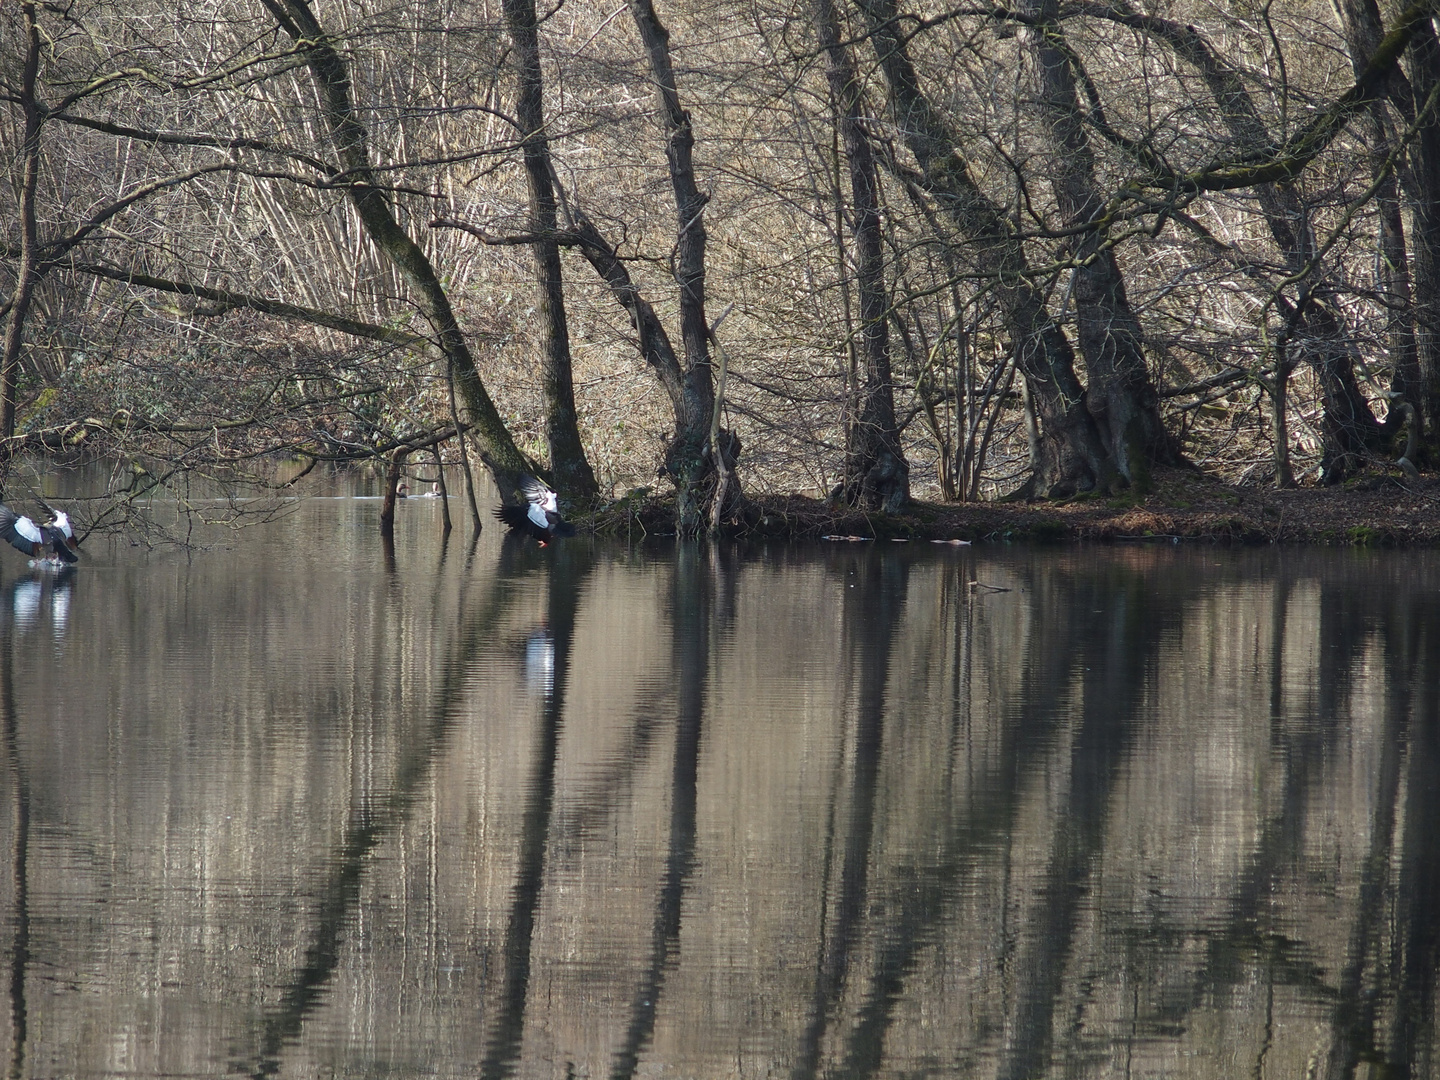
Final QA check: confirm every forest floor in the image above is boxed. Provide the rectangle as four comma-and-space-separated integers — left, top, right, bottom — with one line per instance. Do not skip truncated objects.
594, 465, 1440, 545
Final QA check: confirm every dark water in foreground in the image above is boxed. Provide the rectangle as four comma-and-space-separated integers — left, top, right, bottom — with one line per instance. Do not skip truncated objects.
0, 495, 1437, 1079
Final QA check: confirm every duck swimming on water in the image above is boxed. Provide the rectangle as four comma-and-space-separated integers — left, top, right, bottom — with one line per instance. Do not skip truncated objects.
495, 475, 575, 546
0, 505, 78, 565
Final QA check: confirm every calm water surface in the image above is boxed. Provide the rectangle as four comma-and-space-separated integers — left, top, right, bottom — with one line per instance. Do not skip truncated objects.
0, 493, 1436, 1079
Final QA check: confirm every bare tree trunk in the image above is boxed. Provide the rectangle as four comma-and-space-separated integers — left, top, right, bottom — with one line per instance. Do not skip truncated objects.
445, 360, 484, 534
1369, 111, 1422, 419
1097, 1, 1386, 481
444, 1, 741, 532
851, 0, 1117, 498
1396, 12, 1440, 444
1271, 355, 1296, 489
815, 0, 909, 513
1334, 0, 1423, 429
625, 0, 740, 532
565, 217, 688, 410
258, 0, 533, 500
0, 2, 43, 441
379, 447, 409, 540
431, 445, 452, 535
502, 0, 598, 501
1018, 0, 1176, 488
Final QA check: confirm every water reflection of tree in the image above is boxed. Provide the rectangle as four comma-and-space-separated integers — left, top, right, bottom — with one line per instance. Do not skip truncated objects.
1, 602, 29, 1080
802, 554, 1178, 1077
469, 539, 729, 1079
1368, 582, 1440, 1080
608, 541, 719, 1079
1000, 557, 1440, 1080
235, 540, 542, 1079
773, 550, 1440, 1079
793, 546, 908, 1080
995, 559, 1179, 1080
480, 539, 595, 1078
13, 543, 1440, 1079
1137, 565, 1439, 1080
1322, 599, 1409, 1080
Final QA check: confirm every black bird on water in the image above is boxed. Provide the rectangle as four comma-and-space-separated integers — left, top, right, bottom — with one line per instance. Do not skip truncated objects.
0, 505, 79, 565
495, 475, 575, 546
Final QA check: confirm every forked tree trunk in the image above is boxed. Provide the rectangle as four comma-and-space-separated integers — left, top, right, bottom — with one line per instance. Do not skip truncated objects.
1018, 0, 1177, 488
624, 0, 741, 531
502, 0, 598, 501
562, 208, 740, 531
379, 447, 410, 539
815, 0, 909, 513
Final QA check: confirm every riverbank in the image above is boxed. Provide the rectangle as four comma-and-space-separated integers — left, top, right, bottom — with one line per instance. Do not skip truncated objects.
592, 466, 1440, 545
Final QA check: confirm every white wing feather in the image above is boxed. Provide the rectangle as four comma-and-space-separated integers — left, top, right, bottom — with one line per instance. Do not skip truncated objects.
520, 475, 559, 514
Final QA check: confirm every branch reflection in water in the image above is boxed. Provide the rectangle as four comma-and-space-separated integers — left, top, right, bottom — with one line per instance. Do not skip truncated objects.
0, 499, 1435, 1080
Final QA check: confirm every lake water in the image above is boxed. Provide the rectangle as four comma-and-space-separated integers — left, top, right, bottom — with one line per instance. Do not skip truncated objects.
0, 488, 1435, 1079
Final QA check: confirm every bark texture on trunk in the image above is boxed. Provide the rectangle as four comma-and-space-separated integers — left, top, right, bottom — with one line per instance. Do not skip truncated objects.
1399, 16, 1440, 442
0, 1, 43, 441
502, 0, 598, 500
1019, 0, 1176, 488
626, 0, 741, 531
816, 0, 909, 513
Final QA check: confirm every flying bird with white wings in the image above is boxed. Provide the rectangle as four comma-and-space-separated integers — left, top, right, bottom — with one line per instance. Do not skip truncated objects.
494, 475, 576, 546
0, 505, 79, 566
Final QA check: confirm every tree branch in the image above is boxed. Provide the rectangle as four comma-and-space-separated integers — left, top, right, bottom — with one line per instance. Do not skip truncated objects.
66, 261, 431, 347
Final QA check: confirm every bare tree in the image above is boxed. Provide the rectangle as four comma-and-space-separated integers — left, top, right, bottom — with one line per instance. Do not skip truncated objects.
1388, 4, 1440, 448
258, 0, 533, 497
850, 0, 1118, 497
1080, 0, 1422, 481
501, 0, 599, 500
9, 0, 1440, 521
1016, 0, 1177, 488
621, 0, 741, 530
0, 1, 41, 439
816, 0, 909, 512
